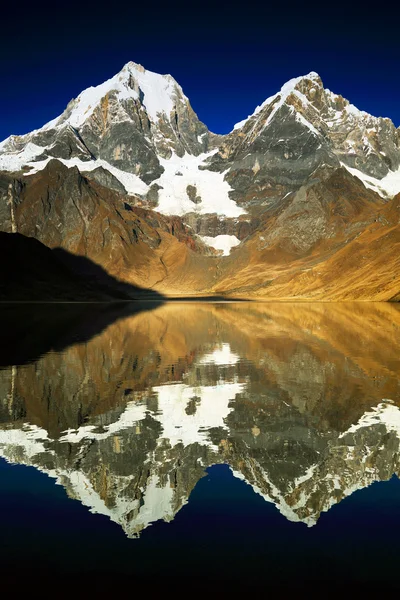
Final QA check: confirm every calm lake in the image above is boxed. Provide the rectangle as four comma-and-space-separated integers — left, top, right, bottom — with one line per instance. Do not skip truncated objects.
1, 301, 400, 592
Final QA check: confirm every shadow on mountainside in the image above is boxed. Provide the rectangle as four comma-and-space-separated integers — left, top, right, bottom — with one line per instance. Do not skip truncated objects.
52, 246, 163, 300
0, 232, 164, 302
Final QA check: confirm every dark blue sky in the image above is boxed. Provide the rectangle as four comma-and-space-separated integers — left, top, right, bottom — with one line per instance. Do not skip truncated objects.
1, 1, 400, 140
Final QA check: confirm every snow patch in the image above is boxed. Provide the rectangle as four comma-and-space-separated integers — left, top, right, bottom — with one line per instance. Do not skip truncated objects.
200, 234, 241, 255
4, 149, 246, 218
230, 464, 316, 527
0, 142, 47, 173
152, 381, 244, 448
132, 474, 174, 531
0, 424, 51, 460
294, 111, 321, 137
341, 162, 400, 198
154, 152, 245, 217
60, 400, 148, 444
339, 400, 400, 438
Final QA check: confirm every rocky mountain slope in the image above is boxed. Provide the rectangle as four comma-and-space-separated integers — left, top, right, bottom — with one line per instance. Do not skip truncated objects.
1, 63, 399, 299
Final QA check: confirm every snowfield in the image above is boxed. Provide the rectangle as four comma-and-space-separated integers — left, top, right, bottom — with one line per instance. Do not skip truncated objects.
0, 145, 246, 218
341, 163, 400, 199
154, 151, 245, 217
200, 234, 241, 255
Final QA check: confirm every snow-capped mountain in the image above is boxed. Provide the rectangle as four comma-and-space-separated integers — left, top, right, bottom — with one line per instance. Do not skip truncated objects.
0, 61, 216, 181
208, 71, 400, 214
2, 64, 400, 209
0, 61, 245, 244
1, 62, 400, 300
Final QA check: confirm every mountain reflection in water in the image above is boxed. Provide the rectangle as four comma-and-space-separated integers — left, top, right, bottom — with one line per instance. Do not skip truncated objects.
1, 301, 400, 539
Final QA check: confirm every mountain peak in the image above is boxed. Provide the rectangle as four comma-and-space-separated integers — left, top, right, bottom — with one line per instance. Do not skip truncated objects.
281, 71, 323, 91
120, 60, 176, 82
233, 71, 324, 131
122, 60, 146, 73
31, 60, 185, 134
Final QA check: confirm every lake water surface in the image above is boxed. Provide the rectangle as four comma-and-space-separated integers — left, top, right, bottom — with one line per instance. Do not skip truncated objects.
1, 301, 400, 592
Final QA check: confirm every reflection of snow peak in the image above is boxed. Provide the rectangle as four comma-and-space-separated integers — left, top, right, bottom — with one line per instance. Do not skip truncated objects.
230, 465, 317, 527
0, 395, 400, 537
58, 361, 244, 448
200, 343, 240, 365
0, 424, 51, 460
64, 470, 175, 539
153, 382, 244, 447
339, 400, 400, 438
60, 401, 148, 443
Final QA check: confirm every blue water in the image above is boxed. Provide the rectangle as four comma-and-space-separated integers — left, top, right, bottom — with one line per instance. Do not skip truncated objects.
1, 458, 399, 590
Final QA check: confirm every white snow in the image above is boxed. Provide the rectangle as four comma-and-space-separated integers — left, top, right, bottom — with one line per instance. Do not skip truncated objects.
0, 424, 51, 460
58, 468, 176, 538
153, 151, 245, 217
341, 162, 400, 198
0, 143, 245, 217
45, 156, 148, 195
292, 464, 319, 488
0, 142, 48, 173
59, 400, 148, 444
0, 62, 183, 158
132, 474, 174, 531
200, 234, 241, 255
0, 418, 178, 538
64, 470, 117, 518
345, 102, 368, 119
230, 463, 316, 527
339, 400, 400, 438
59, 374, 244, 450
200, 343, 240, 366
152, 381, 244, 448
62, 468, 177, 538
0, 143, 149, 196
294, 111, 321, 137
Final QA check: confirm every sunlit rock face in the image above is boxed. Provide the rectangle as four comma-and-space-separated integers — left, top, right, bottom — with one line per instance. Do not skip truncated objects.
0, 302, 400, 537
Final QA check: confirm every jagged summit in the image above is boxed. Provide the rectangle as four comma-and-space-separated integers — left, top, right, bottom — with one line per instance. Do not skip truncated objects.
232, 69, 384, 137
233, 71, 323, 131
7, 61, 185, 137
55, 60, 185, 128
207, 69, 400, 206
